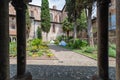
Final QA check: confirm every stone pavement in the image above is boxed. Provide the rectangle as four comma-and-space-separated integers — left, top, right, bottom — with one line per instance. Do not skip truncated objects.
10, 45, 116, 80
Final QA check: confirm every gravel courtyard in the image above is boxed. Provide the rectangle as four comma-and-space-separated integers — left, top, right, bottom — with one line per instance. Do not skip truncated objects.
10, 45, 116, 80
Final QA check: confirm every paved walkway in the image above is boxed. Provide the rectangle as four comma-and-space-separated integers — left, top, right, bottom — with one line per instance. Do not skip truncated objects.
10, 45, 116, 80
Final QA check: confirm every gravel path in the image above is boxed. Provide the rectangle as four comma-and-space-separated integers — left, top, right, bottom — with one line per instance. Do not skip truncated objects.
10, 45, 116, 80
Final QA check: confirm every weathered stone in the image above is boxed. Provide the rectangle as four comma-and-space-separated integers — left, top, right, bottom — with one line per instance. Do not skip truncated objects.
11, 72, 32, 80
116, 0, 120, 80
0, 0, 10, 80
12, 0, 27, 76
97, 0, 110, 80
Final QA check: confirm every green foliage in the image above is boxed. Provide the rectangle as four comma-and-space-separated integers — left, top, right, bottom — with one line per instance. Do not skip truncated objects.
109, 43, 116, 58
47, 53, 54, 57
56, 35, 64, 42
109, 43, 116, 50
83, 46, 95, 53
55, 35, 71, 43
67, 39, 88, 49
77, 10, 87, 31
62, 18, 73, 33
31, 38, 42, 48
9, 42, 17, 57
26, 6, 31, 38
109, 47, 116, 57
37, 50, 43, 56
54, 40, 59, 45
27, 39, 53, 57
41, 0, 51, 33
37, 27, 42, 39
28, 52, 33, 56
26, 6, 31, 27
66, 0, 82, 21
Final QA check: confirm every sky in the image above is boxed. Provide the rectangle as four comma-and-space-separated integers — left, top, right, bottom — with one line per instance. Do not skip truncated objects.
29, 0, 66, 10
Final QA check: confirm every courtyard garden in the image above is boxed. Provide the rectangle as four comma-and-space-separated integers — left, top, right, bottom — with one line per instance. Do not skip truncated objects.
9, 38, 54, 59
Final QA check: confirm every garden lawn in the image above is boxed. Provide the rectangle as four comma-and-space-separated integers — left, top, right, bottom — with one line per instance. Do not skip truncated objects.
72, 49, 97, 60
63, 44, 116, 60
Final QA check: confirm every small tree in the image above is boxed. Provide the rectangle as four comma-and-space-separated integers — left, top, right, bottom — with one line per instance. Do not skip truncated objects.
77, 10, 87, 33
41, 0, 51, 41
66, 0, 84, 43
37, 26, 42, 39
62, 18, 73, 38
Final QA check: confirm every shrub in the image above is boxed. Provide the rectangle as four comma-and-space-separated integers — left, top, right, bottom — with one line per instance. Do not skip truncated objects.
37, 27, 42, 39
109, 43, 116, 50
56, 36, 63, 42
47, 53, 54, 57
30, 46, 38, 52
9, 42, 17, 57
31, 38, 42, 48
109, 47, 116, 57
67, 39, 88, 49
54, 40, 59, 45
28, 52, 33, 56
84, 46, 95, 53
37, 50, 43, 56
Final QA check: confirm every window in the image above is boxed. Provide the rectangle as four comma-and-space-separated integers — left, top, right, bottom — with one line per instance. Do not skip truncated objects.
50, 13, 53, 22
109, 13, 116, 30
59, 15, 61, 22
55, 15, 58, 22
11, 24, 15, 29
12, 17, 14, 20
31, 11, 34, 17
53, 24, 55, 33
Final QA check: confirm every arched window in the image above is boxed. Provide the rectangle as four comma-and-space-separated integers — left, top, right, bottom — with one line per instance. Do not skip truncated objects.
31, 11, 34, 17
50, 13, 53, 22
59, 15, 61, 22
55, 15, 58, 22
11, 24, 15, 29
53, 24, 55, 33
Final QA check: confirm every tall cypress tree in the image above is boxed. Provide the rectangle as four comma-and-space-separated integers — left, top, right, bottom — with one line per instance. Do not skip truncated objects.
41, 0, 51, 41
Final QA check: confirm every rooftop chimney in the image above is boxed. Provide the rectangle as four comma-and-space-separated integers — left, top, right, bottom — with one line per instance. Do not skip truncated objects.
53, 5, 57, 9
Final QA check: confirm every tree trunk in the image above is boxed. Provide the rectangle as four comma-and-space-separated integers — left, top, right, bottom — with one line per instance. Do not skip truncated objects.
87, 7, 94, 46
73, 21, 77, 43
0, 0, 10, 80
46, 33, 48, 42
97, 0, 109, 79
67, 31, 69, 38
116, 0, 120, 80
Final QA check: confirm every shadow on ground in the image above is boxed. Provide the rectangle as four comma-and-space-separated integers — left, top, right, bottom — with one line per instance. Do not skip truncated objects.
10, 64, 115, 80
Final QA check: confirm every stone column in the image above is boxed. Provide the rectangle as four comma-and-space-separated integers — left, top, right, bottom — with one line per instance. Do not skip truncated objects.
0, 0, 10, 80
116, 0, 120, 80
12, 0, 27, 76
97, 0, 110, 80
11, 1, 32, 80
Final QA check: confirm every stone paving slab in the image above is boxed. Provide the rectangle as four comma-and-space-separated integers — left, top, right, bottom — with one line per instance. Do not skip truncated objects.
10, 65, 115, 80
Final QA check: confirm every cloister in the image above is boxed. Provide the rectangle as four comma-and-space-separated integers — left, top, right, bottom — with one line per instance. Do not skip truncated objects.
0, 0, 120, 80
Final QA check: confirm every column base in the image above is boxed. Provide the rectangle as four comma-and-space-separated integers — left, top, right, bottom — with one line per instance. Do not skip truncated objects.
11, 72, 32, 80
92, 74, 111, 80
92, 75, 101, 80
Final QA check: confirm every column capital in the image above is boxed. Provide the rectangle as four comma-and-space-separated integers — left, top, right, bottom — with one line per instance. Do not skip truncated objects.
97, 0, 111, 7
11, 0, 27, 10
